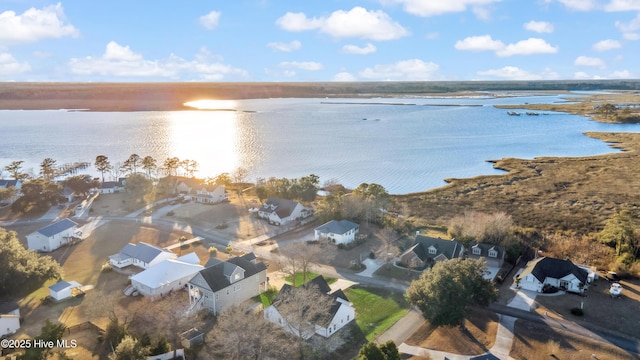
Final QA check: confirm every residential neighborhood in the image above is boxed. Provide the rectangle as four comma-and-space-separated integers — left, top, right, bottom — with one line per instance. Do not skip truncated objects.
1, 165, 639, 360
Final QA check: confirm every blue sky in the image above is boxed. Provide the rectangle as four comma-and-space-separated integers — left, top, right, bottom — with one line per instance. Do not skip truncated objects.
1, 0, 639, 82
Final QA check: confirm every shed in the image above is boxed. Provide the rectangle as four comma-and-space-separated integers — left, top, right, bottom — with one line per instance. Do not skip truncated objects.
49, 280, 82, 301
180, 328, 204, 349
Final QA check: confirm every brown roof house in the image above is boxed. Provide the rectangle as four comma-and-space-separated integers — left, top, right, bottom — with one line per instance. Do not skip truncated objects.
187, 253, 267, 315
400, 235, 464, 270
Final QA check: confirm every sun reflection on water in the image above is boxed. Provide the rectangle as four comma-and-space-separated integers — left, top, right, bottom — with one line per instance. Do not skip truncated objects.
183, 99, 238, 110
168, 110, 240, 177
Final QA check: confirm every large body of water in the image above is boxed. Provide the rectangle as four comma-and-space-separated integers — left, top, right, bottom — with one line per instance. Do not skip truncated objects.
1, 95, 638, 194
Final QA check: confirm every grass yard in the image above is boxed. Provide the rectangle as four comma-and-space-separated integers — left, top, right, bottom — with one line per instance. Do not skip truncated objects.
344, 286, 410, 341
284, 272, 337, 287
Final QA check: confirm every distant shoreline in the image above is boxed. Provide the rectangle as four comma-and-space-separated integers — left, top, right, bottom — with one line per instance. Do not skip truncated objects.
1, 81, 639, 112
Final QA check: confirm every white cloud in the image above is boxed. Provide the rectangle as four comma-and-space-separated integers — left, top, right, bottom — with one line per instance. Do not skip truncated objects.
496, 38, 558, 57
69, 42, 248, 80
0, 52, 31, 76
389, 0, 501, 17
267, 40, 302, 52
455, 35, 504, 51
332, 72, 358, 81
199, 11, 221, 30
573, 71, 593, 79
574, 55, 606, 68
276, 7, 409, 41
556, 0, 598, 11
477, 66, 559, 80
616, 14, 640, 39
358, 59, 439, 80
279, 61, 323, 71
524, 20, 554, 33
592, 39, 622, 51
609, 69, 632, 78
605, 0, 640, 11
341, 43, 377, 54
455, 36, 557, 56
0, 3, 78, 46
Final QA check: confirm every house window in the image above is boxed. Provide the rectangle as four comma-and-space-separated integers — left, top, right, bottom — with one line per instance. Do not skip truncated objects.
488, 250, 498, 258
215, 294, 218, 300
472, 247, 481, 255
428, 246, 436, 255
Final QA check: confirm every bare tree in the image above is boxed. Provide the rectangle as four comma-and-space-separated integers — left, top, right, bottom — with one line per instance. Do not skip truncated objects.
283, 242, 325, 285
204, 305, 294, 360
377, 227, 400, 269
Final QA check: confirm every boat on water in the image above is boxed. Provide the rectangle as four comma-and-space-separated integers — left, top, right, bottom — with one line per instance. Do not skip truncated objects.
507, 111, 521, 116
526, 111, 539, 116
609, 282, 623, 298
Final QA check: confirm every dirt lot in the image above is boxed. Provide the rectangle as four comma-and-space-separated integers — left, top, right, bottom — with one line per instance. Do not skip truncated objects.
532, 276, 640, 339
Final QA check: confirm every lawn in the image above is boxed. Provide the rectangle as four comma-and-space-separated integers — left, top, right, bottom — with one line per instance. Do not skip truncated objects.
344, 285, 410, 341
284, 271, 337, 287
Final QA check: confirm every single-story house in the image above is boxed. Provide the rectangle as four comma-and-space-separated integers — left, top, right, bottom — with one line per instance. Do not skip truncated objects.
314, 220, 360, 245
187, 253, 267, 315
257, 198, 312, 226
264, 276, 355, 339
0, 301, 20, 337
130, 253, 204, 300
49, 280, 82, 301
399, 235, 464, 269
516, 257, 589, 294
99, 181, 117, 194
189, 184, 228, 204
26, 218, 82, 252
109, 242, 176, 270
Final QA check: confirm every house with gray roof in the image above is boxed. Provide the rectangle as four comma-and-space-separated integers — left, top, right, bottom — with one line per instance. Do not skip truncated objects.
26, 218, 82, 252
187, 253, 267, 315
264, 276, 355, 339
467, 242, 506, 268
109, 242, 176, 270
0, 301, 20, 337
314, 220, 359, 245
516, 257, 589, 294
399, 235, 464, 270
257, 197, 312, 226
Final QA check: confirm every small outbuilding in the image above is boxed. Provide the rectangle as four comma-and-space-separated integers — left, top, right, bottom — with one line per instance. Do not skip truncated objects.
49, 280, 82, 301
180, 328, 204, 349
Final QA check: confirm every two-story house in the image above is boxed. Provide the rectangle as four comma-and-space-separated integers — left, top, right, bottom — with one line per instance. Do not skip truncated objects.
26, 218, 82, 252
314, 220, 360, 245
257, 198, 312, 226
189, 184, 228, 204
187, 253, 267, 315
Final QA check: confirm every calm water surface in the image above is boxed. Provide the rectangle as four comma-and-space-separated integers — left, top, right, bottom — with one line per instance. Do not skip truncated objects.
1, 95, 638, 194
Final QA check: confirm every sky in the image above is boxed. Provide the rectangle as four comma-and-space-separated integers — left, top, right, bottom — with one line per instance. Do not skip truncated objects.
0, 0, 639, 82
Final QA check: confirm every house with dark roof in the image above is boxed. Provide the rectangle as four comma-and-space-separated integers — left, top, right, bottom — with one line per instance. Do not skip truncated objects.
264, 276, 355, 339
467, 242, 506, 269
189, 184, 228, 204
257, 197, 312, 226
0, 301, 20, 337
314, 220, 360, 245
187, 253, 267, 315
109, 242, 176, 270
516, 257, 589, 294
399, 235, 464, 270
26, 218, 82, 252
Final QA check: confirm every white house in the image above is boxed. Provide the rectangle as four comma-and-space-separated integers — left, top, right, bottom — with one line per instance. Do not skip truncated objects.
516, 257, 589, 294
189, 185, 228, 204
99, 181, 117, 194
49, 280, 82, 301
314, 220, 359, 245
257, 198, 312, 226
0, 302, 20, 337
264, 276, 355, 339
109, 242, 176, 270
130, 253, 204, 300
187, 253, 268, 315
26, 218, 82, 252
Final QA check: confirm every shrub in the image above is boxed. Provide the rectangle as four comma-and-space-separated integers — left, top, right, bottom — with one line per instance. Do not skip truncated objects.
570, 307, 584, 316
208, 246, 217, 254
369, 251, 376, 259
226, 245, 233, 253
166, 210, 175, 216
